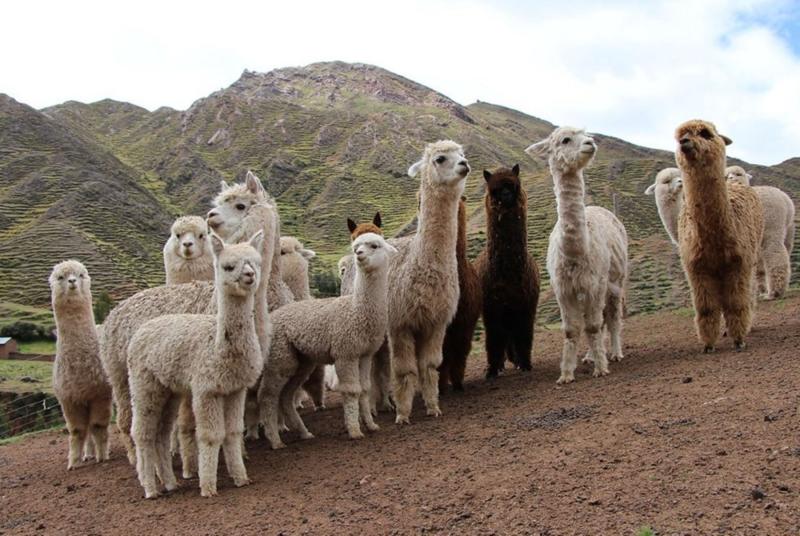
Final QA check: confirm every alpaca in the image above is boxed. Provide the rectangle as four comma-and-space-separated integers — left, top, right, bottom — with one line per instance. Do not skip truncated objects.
475, 166, 540, 380
163, 216, 214, 285
128, 232, 264, 498
726, 166, 795, 299
644, 168, 683, 246
674, 120, 764, 351
258, 232, 396, 448
279, 236, 316, 301
526, 127, 628, 384
347, 212, 382, 239
439, 197, 483, 390
49, 261, 113, 470
389, 140, 469, 423
100, 172, 277, 465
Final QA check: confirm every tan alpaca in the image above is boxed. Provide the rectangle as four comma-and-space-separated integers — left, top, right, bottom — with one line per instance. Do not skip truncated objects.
726, 165, 795, 299
527, 127, 628, 384
675, 120, 764, 351
128, 232, 264, 498
49, 261, 112, 469
163, 216, 214, 285
279, 236, 316, 301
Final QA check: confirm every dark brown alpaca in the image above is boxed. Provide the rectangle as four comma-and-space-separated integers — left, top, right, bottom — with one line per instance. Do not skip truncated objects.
475, 164, 540, 378
348, 212, 382, 240
438, 197, 482, 392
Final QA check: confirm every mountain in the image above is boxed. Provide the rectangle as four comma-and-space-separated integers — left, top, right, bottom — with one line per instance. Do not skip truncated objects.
2, 61, 798, 321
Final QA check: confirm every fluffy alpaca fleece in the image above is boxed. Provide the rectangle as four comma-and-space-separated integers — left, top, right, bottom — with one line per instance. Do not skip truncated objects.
675, 120, 764, 351
163, 216, 214, 285
389, 140, 470, 423
50, 261, 112, 470
100, 172, 277, 464
644, 168, 684, 246
726, 166, 795, 299
258, 233, 396, 448
526, 127, 628, 384
439, 197, 483, 390
128, 232, 264, 498
474, 167, 539, 380
279, 236, 316, 301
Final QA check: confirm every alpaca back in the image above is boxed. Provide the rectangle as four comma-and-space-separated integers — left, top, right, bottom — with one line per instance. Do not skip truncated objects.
754, 186, 795, 252
281, 253, 312, 300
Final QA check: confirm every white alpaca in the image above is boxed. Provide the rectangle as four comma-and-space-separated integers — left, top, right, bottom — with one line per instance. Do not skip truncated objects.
163, 216, 214, 285
644, 168, 683, 246
128, 232, 264, 498
258, 233, 396, 448
726, 166, 795, 299
388, 141, 469, 424
279, 236, 316, 301
50, 261, 113, 470
526, 127, 628, 384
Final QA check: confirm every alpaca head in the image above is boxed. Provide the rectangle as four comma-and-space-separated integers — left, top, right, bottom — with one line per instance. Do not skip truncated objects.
210, 231, 264, 298
347, 212, 383, 240
407, 140, 470, 190
483, 164, 525, 211
644, 168, 683, 199
280, 236, 316, 260
207, 171, 270, 240
674, 119, 731, 170
725, 165, 752, 186
168, 216, 210, 261
525, 127, 597, 175
50, 260, 92, 308
352, 232, 397, 275
338, 254, 352, 280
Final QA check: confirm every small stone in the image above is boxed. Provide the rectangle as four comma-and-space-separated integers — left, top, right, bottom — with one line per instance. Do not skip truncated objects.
588, 498, 602, 506
764, 414, 779, 422
66, 484, 77, 492
751, 488, 765, 500
778, 484, 790, 492
716, 449, 727, 456
682, 377, 693, 383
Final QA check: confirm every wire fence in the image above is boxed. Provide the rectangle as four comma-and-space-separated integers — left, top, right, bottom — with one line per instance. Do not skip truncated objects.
0, 390, 64, 440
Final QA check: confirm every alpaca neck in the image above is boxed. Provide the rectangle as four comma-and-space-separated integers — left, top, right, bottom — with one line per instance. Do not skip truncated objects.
553, 169, 589, 259
455, 202, 471, 274
215, 290, 257, 358
682, 163, 732, 242
415, 179, 462, 264
353, 264, 389, 316
54, 298, 97, 355
487, 200, 528, 272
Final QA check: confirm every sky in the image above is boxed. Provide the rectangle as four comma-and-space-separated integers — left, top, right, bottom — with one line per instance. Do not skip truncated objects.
2, 0, 799, 165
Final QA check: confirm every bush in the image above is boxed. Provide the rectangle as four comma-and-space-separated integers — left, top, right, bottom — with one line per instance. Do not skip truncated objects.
93, 291, 115, 323
311, 269, 340, 298
0, 321, 53, 342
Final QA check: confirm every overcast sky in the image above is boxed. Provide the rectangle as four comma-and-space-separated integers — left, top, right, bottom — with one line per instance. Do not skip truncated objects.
3, 0, 799, 165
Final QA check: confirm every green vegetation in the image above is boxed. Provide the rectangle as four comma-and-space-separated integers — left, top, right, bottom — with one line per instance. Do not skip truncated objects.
636, 526, 656, 536
93, 290, 115, 323
17, 339, 56, 355
0, 359, 53, 393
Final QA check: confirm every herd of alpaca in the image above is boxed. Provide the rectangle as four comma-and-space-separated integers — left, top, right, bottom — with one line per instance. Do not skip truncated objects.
45, 121, 796, 499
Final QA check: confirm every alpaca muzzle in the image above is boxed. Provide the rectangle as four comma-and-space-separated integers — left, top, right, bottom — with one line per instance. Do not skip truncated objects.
679, 138, 695, 155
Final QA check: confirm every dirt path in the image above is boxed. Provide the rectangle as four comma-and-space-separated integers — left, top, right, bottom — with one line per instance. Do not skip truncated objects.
2, 295, 800, 535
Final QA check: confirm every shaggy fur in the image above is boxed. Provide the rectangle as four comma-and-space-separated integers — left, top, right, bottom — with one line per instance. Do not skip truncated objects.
100, 172, 278, 464
389, 140, 469, 423
258, 233, 395, 448
50, 261, 112, 470
726, 166, 795, 299
163, 216, 214, 285
279, 236, 316, 301
474, 167, 539, 380
526, 127, 628, 384
128, 233, 265, 498
675, 120, 764, 351
644, 168, 684, 246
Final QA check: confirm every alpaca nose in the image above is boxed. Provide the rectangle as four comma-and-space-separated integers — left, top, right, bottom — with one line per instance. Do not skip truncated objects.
68, 277, 76, 285
207, 210, 221, 228
183, 241, 194, 248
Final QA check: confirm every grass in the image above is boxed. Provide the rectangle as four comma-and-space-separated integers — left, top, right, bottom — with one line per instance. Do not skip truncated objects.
0, 359, 53, 393
636, 527, 656, 536
0, 423, 63, 446
16, 339, 56, 355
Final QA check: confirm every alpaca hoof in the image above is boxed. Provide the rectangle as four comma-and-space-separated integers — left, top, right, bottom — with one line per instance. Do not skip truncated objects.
609, 353, 624, 362
349, 431, 365, 440
271, 442, 287, 450
234, 477, 252, 488
366, 422, 380, 432
734, 341, 747, 352
279, 424, 290, 433
395, 415, 411, 425
144, 491, 160, 500
200, 487, 218, 498
426, 407, 442, 417
592, 367, 609, 378
703, 345, 715, 354
315, 404, 326, 412
300, 431, 315, 441
556, 373, 575, 385
164, 481, 180, 492
182, 471, 196, 480
581, 356, 594, 365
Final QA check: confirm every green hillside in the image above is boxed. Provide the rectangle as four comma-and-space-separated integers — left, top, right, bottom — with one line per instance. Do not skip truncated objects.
1, 62, 797, 323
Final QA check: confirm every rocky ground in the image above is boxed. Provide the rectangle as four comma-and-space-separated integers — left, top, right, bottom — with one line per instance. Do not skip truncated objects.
1, 294, 799, 535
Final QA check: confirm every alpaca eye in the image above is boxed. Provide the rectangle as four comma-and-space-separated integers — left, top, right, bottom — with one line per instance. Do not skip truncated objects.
562, 137, 571, 144
435, 156, 446, 164
699, 129, 712, 140
198, 233, 204, 239
79, 274, 84, 278
223, 265, 234, 272
58, 276, 64, 280
371, 244, 378, 249
236, 203, 246, 211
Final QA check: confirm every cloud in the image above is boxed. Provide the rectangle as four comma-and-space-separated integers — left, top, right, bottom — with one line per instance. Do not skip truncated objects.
1, 0, 798, 164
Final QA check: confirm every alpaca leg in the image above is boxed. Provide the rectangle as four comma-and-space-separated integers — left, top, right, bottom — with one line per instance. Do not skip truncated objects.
557, 316, 581, 384
131, 378, 170, 499
177, 394, 197, 478
279, 362, 316, 441
302, 365, 326, 410
82, 434, 95, 462
221, 389, 250, 488
511, 313, 534, 372
155, 395, 179, 493
61, 400, 89, 470
243, 389, 260, 440
390, 330, 417, 424
722, 272, 754, 350
484, 318, 506, 379
110, 370, 136, 465
688, 273, 722, 351
766, 245, 791, 299
370, 341, 393, 415
418, 327, 446, 418
605, 293, 624, 362
88, 395, 112, 462
358, 353, 379, 432
584, 309, 609, 378
193, 393, 225, 498
756, 256, 768, 298
448, 330, 472, 392
334, 356, 364, 439
258, 372, 287, 450
437, 351, 451, 393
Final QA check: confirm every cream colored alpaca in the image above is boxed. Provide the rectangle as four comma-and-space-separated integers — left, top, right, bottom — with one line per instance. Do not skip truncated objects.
726, 165, 795, 299
128, 232, 264, 498
259, 232, 396, 448
163, 216, 214, 285
50, 261, 112, 470
389, 141, 470, 423
644, 168, 683, 246
526, 127, 628, 384
100, 172, 277, 465
279, 236, 316, 301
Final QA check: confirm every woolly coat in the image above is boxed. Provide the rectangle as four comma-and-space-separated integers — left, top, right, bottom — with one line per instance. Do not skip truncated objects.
163, 216, 214, 286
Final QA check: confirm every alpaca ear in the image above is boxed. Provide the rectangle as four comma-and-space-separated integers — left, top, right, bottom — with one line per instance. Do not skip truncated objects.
525, 140, 549, 156
245, 171, 264, 194
211, 233, 225, 257
384, 241, 398, 254
347, 218, 357, 234
644, 183, 656, 195
407, 160, 423, 178
373, 212, 382, 228
300, 248, 316, 260
746, 173, 753, 182
483, 170, 492, 182
512, 164, 520, 176
720, 134, 733, 146
248, 230, 264, 252
219, 180, 230, 192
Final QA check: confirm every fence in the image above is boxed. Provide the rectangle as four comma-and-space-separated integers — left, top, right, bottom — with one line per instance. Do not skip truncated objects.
0, 390, 63, 440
